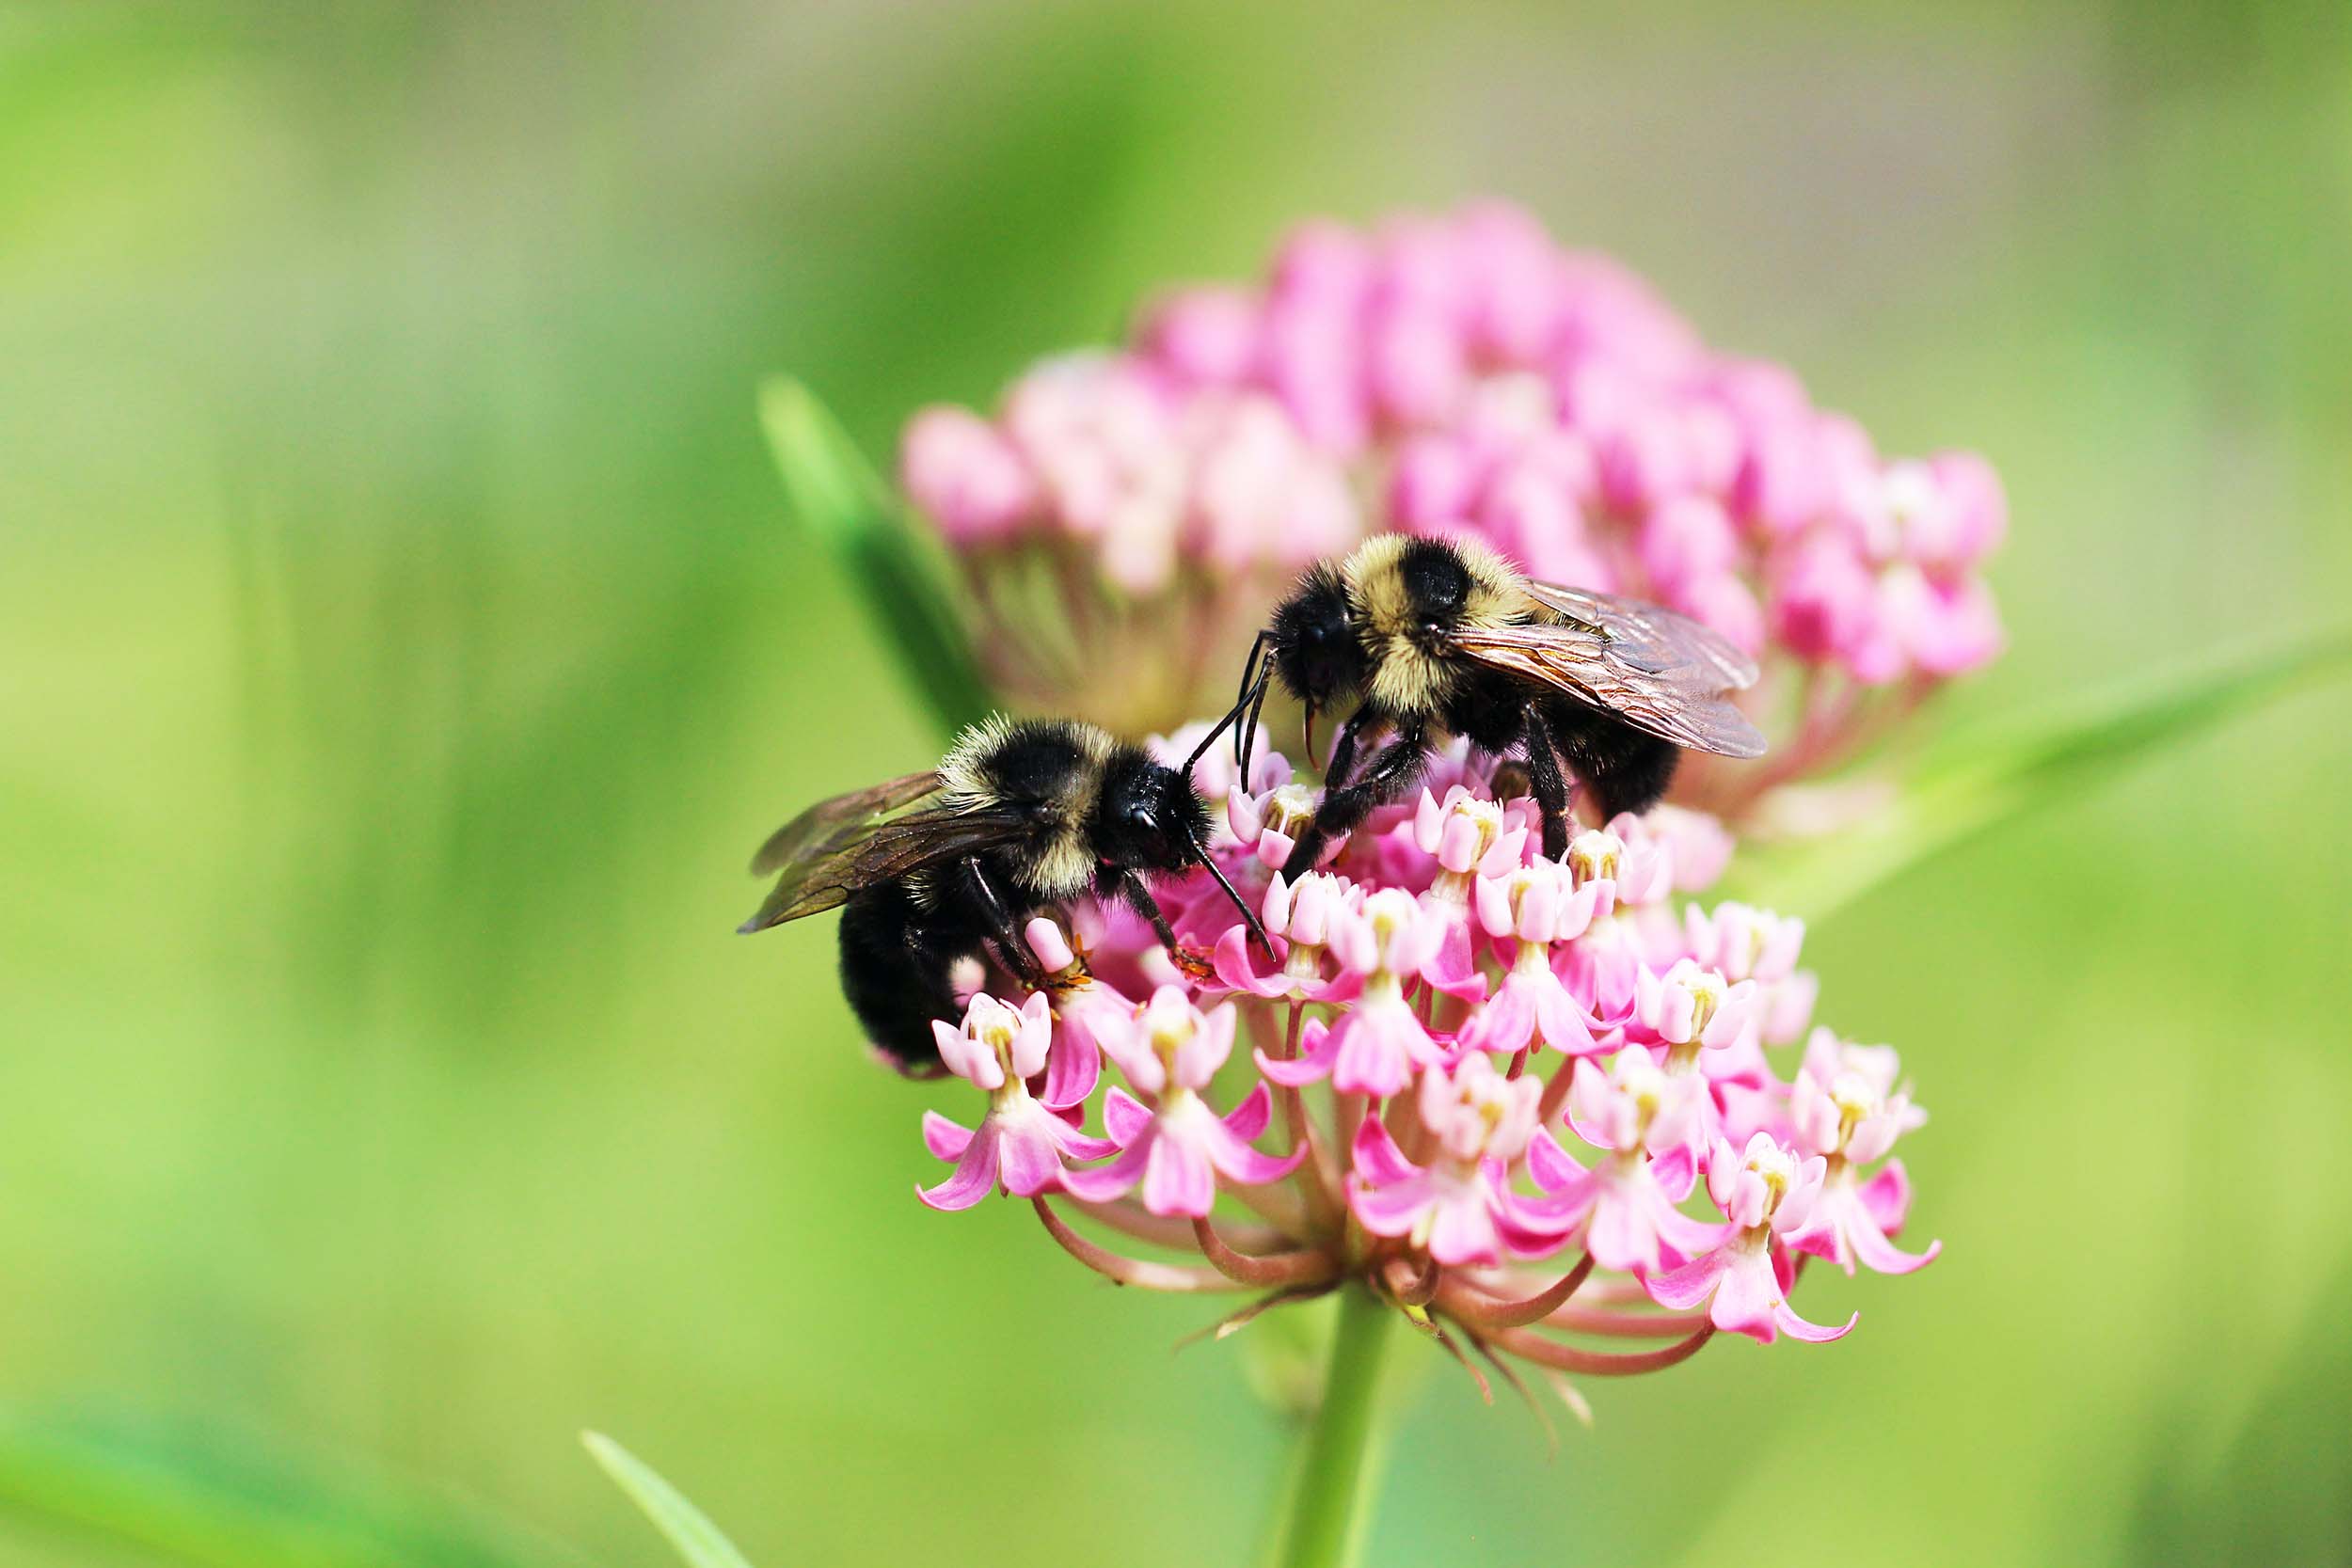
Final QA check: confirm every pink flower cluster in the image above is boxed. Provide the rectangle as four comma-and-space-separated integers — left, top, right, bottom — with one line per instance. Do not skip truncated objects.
914, 732, 1937, 1387
899, 201, 2004, 802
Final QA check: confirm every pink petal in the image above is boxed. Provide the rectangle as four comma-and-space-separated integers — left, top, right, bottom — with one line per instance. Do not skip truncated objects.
1494, 1183, 1584, 1254
1351, 1113, 1422, 1187
1103, 1086, 1153, 1146
1707, 1249, 1783, 1341
1036, 1030, 1101, 1110
1585, 1187, 1660, 1275
1257, 1050, 1333, 1087
1220, 1080, 1275, 1143
921, 1111, 975, 1163
1654, 1190, 1731, 1259
1304, 971, 1366, 1006
1206, 1114, 1306, 1186
1256, 1017, 1339, 1086
1462, 980, 1535, 1055
1773, 1302, 1857, 1342
1530, 977, 1597, 1054
1860, 1157, 1915, 1233
1526, 1127, 1595, 1196
1643, 1248, 1722, 1310
1178, 1003, 1239, 1085
1426, 1190, 1503, 1265
1214, 925, 1292, 997
1851, 1218, 1941, 1275
1141, 1134, 1217, 1217
1348, 1173, 1436, 1237
996, 1119, 1068, 1197
1330, 1008, 1432, 1098
1058, 1137, 1152, 1203
1045, 1102, 1118, 1162
1421, 925, 1491, 1002
916, 1126, 1001, 1212
1649, 1143, 1698, 1202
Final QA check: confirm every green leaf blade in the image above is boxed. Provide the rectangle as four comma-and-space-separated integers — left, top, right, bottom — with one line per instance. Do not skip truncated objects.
1737, 627, 2352, 920
758, 378, 995, 737
581, 1433, 755, 1568
0, 1410, 557, 1568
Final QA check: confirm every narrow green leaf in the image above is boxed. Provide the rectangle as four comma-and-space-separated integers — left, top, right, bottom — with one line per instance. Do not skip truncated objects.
758, 377, 995, 736
0, 1409, 558, 1568
581, 1433, 755, 1568
1736, 628, 2352, 920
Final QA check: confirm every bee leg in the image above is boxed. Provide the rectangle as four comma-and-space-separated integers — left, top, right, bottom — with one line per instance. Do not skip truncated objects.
1283, 715, 1430, 881
1111, 869, 1183, 954
1109, 870, 1216, 980
1322, 707, 1385, 789
1519, 710, 1576, 862
951, 857, 1047, 990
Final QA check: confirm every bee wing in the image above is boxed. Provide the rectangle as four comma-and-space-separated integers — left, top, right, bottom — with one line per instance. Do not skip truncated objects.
1449, 619, 1770, 760
740, 769, 1044, 932
749, 769, 945, 876
1518, 578, 1761, 691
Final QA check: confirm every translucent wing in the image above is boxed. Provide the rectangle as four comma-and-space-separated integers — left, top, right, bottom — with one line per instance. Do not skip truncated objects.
739, 769, 1034, 932
1518, 578, 1761, 691
749, 770, 943, 876
1451, 587, 1769, 759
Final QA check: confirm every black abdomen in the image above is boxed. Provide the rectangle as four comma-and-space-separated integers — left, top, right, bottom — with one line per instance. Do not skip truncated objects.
1548, 700, 1678, 821
837, 882, 985, 1073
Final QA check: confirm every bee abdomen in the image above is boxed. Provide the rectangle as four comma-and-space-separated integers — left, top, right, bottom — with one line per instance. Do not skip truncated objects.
1551, 704, 1678, 821
837, 882, 978, 1072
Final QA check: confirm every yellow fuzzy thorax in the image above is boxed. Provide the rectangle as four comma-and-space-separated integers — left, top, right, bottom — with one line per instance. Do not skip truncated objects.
1340, 535, 1528, 714
932, 715, 1112, 902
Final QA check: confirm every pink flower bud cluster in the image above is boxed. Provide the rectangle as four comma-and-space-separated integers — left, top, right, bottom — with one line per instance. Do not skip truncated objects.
898, 201, 2005, 791
912, 732, 1937, 1394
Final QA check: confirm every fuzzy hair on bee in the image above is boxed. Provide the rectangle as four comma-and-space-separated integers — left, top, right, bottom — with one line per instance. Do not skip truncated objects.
740, 715, 1265, 1074
1235, 534, 1766, 879
1341, 533, 1525, 715
932, 714, 1119, 903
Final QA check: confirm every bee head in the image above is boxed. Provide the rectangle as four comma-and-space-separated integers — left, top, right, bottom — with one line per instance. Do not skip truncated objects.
1093, 751, 1213, 873
1268, 563, 1366, 716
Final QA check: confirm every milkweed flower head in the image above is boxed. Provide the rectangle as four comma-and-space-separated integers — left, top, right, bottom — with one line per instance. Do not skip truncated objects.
875, 197, 1993, 1415
904, 734, 1942, 1406
898, 200, 2005, 828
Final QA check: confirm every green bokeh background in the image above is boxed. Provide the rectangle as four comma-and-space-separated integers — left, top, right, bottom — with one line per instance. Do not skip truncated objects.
5, 3, 2350, 1564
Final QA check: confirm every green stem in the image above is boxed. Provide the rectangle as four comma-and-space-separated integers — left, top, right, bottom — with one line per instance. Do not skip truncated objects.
1274, 1286, 1396, 1568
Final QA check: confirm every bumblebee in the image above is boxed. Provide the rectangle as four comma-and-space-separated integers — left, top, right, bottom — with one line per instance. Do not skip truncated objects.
1222, 535, 1765, 876
739, 716, 1265, 1073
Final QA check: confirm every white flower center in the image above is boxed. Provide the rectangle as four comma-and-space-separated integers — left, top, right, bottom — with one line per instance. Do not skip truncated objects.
1567, 829, 1624, 884
1744, 1146, 1798, 1220
1263, 783, 1318, 837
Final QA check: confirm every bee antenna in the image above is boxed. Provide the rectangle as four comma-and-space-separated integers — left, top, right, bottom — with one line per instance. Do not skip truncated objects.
1183, 682, 1257, 779
1233, 631, 1267, 774
1184, 824, 1275, 962
1241, 658, 1272, 777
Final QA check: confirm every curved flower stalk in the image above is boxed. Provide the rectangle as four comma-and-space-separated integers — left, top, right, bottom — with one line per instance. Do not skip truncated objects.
895, 201, 2004, 826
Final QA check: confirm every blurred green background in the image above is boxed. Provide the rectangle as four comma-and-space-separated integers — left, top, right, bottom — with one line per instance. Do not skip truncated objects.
4, 2, 2351, 1564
